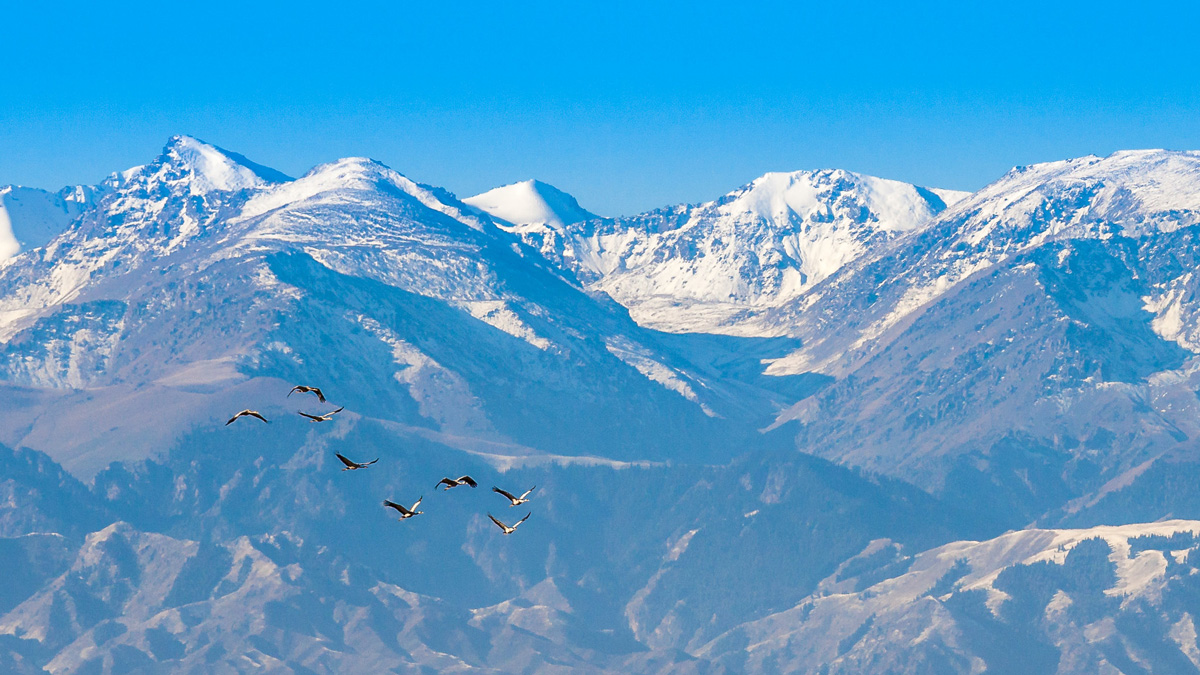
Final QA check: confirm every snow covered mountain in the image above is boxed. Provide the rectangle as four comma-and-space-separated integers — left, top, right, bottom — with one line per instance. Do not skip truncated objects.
755, 150, 1200, 516
488, 169, 968, 334
0, 136, 800, 479
4, 138, 1200, 673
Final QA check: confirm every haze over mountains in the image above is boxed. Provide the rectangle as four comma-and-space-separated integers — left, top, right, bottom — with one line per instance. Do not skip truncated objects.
3, 136, 1200, 673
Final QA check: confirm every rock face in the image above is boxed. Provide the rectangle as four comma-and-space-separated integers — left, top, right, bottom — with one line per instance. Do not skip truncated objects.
3, 138, 1200, 673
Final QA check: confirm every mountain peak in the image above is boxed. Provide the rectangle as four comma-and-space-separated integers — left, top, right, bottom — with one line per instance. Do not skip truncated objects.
157, 135, 292, 194
464, 179, 597, 229
723, 168, 969, 231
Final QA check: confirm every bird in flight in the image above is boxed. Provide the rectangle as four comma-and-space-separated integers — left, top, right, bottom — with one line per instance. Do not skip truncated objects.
488, 512, 530, 535
226, 409, 268, 425
335, 453, 378, 470
436, 475, 478, 490
383, 496, 423, 519
298, 406, 345, 422
288, 385, 327, 403
493, 485, 536, 506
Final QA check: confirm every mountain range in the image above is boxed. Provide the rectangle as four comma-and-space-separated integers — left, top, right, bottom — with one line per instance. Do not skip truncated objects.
2, 136, 1200, 673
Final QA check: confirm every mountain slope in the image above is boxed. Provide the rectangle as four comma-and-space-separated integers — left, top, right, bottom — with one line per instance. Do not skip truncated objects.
752, 151, 1200, 511
6, 139, 1200, 673
702, 520, 1200, 674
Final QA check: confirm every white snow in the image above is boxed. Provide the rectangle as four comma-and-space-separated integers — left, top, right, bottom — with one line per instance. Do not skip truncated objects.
464, 179, 597, 229
528, 168, 960, 334
605, 337, 716, 416
164, 136, 276, 195
356, 315, 494, 435
462, 300, 553, 350
0, 185, 95, 260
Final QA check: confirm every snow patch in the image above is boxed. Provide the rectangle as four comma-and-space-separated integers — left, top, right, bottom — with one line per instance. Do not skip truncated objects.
462, 300, 553, 350
605, 337, 715, 416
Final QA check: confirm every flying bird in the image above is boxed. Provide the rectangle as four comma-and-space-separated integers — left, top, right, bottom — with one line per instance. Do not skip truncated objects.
226, 409, 268, 425
298, 406, 345, 422
487, 512, 530, 535
335, 453, 378, 471
288, 385, 327, 403
383, 496, 423, 519
436, 475, 478, 490
493, 485, 536, 506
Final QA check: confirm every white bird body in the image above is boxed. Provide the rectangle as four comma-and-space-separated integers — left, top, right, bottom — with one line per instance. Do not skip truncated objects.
493, 485, 536, 506
226, 409, 268, 425
437, 475, 478, 490
299, 406, 345, 422
288, 385, 327, 403
336, 453, 378, 470
384, 496, 423, 520
488, 512, 530, 535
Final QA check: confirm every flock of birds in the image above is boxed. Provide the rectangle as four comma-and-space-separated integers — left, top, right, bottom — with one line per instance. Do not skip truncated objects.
226, 385, 536, 536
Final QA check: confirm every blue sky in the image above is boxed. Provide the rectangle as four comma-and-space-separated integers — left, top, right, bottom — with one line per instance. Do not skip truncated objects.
3, 0, 1198, 215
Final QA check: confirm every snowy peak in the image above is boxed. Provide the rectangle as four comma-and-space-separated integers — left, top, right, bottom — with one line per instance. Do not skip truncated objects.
716, 168, 964, 234
240, 156, 491, 232
152, 135, 291, 196
465, 179, 597, 229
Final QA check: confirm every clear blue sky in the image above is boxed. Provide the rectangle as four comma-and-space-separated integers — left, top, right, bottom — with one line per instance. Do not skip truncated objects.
3, 1, 1198, 216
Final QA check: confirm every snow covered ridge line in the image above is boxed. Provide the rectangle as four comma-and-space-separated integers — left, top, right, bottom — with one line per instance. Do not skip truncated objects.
697, 519, 1200, 671
466, 167, 974, 334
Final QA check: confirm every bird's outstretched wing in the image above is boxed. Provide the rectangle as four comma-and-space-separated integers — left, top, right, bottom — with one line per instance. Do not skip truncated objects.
436, 478, 455, 489
312, 387, 327, 403
383, 499, 410, 515
458, 475, 478, 488
287, 386, 303, 398
327, 406, 345, 417
409, 496, 423, 511
493, 486, 518, 502
298, 411, 323, 421
363, 458, 379, 466
519, 486, 537, 500
248, 411, 268, 423
336, 453, 357, 469
514, 512, 531, 529
488, 513, 507, 530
